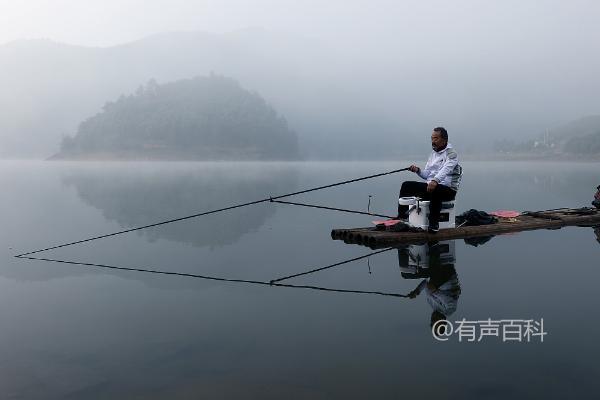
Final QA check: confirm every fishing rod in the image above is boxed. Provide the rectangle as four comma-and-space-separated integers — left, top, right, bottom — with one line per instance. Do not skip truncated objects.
16, 167, 410, 257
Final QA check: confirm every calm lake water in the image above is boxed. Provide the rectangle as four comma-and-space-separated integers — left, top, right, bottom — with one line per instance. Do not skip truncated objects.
1, 160, 599, 399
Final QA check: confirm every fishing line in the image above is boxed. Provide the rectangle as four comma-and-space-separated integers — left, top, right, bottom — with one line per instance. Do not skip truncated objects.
15, 253, 408, 298
270, 199, 394, 219
269, 248, 393, 284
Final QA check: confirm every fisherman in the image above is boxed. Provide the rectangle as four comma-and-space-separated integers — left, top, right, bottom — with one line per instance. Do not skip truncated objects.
593, 185, 600, 209
398, 127, 462, 233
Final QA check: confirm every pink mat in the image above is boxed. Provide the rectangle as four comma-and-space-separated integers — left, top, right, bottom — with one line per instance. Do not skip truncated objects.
489, 210, 520, 218
372, 219, 402, 226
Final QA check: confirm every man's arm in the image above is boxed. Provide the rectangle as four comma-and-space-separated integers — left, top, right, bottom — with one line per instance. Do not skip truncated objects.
417, 155, 433, 180
432, 149, 458, 184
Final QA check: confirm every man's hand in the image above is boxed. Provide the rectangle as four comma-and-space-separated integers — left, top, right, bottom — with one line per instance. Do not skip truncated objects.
409, 165, 420, 173
427, 180, 438, 193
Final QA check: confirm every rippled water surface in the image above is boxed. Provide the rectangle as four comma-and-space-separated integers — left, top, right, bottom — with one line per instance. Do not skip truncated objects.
1, 160, 598, 399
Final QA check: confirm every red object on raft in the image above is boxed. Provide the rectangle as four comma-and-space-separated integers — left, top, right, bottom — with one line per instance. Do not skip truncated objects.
489, 210, 521, 218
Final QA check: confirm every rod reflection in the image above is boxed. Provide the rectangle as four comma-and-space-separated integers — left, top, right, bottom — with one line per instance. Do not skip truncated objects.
15, 251, 408, 298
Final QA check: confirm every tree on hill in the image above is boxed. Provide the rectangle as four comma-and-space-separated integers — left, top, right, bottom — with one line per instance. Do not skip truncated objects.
56, 75, 300, 160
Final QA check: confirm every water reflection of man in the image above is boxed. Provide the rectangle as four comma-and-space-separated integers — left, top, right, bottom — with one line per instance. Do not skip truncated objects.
400, 242, 461, 331
594, 226, 600, 244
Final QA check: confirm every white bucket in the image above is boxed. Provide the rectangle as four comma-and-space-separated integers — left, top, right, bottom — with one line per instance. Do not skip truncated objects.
398, 197, 456, 230
398, 196, 418, 206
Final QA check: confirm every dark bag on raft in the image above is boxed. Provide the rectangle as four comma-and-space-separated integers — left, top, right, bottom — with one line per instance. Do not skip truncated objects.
455, 209, 498, 226
375, 221, 425, 232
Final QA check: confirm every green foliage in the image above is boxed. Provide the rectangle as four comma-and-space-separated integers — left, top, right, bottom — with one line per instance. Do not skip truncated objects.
57, 75, 300, 160
564, 131, 600, 154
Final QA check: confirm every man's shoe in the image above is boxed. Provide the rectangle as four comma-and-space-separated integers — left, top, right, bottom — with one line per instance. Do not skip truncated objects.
428, 221, 439, 233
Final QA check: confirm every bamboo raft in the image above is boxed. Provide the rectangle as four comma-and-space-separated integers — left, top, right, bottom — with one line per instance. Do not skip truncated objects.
331, 207, 600, 248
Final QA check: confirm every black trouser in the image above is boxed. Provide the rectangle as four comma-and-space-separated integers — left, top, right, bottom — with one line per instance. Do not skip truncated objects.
398, 181, 457, 224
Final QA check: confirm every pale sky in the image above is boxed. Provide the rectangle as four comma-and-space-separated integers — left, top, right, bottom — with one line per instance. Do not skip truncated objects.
2, 0, 598, 47
0, 0, 392, 46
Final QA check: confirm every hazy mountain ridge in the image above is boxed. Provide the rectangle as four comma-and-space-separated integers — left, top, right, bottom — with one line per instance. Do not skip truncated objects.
2, 28, 600, 159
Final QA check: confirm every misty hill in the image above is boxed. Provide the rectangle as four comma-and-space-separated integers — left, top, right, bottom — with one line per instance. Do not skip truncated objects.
546, 115, 600, 140
550, 115, 600, 155
494, 115, 600, 156
0, 30, 395, 159
53, 76, 299, 160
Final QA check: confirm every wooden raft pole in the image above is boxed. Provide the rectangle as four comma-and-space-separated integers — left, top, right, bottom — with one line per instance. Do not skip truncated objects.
331, 207, 600, 248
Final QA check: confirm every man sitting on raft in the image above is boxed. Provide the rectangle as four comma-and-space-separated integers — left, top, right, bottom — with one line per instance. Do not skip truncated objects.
398, 127, 462, 233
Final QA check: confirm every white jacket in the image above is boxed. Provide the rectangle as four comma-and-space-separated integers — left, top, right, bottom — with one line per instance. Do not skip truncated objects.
418, 143, 462, 190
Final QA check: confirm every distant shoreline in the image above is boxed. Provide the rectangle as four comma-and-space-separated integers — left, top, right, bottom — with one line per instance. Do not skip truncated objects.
459, 153, 600, 162
41, 154, 600, 162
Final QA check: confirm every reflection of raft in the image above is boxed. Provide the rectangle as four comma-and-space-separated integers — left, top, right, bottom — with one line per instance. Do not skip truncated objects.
331, 207, 600, 248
